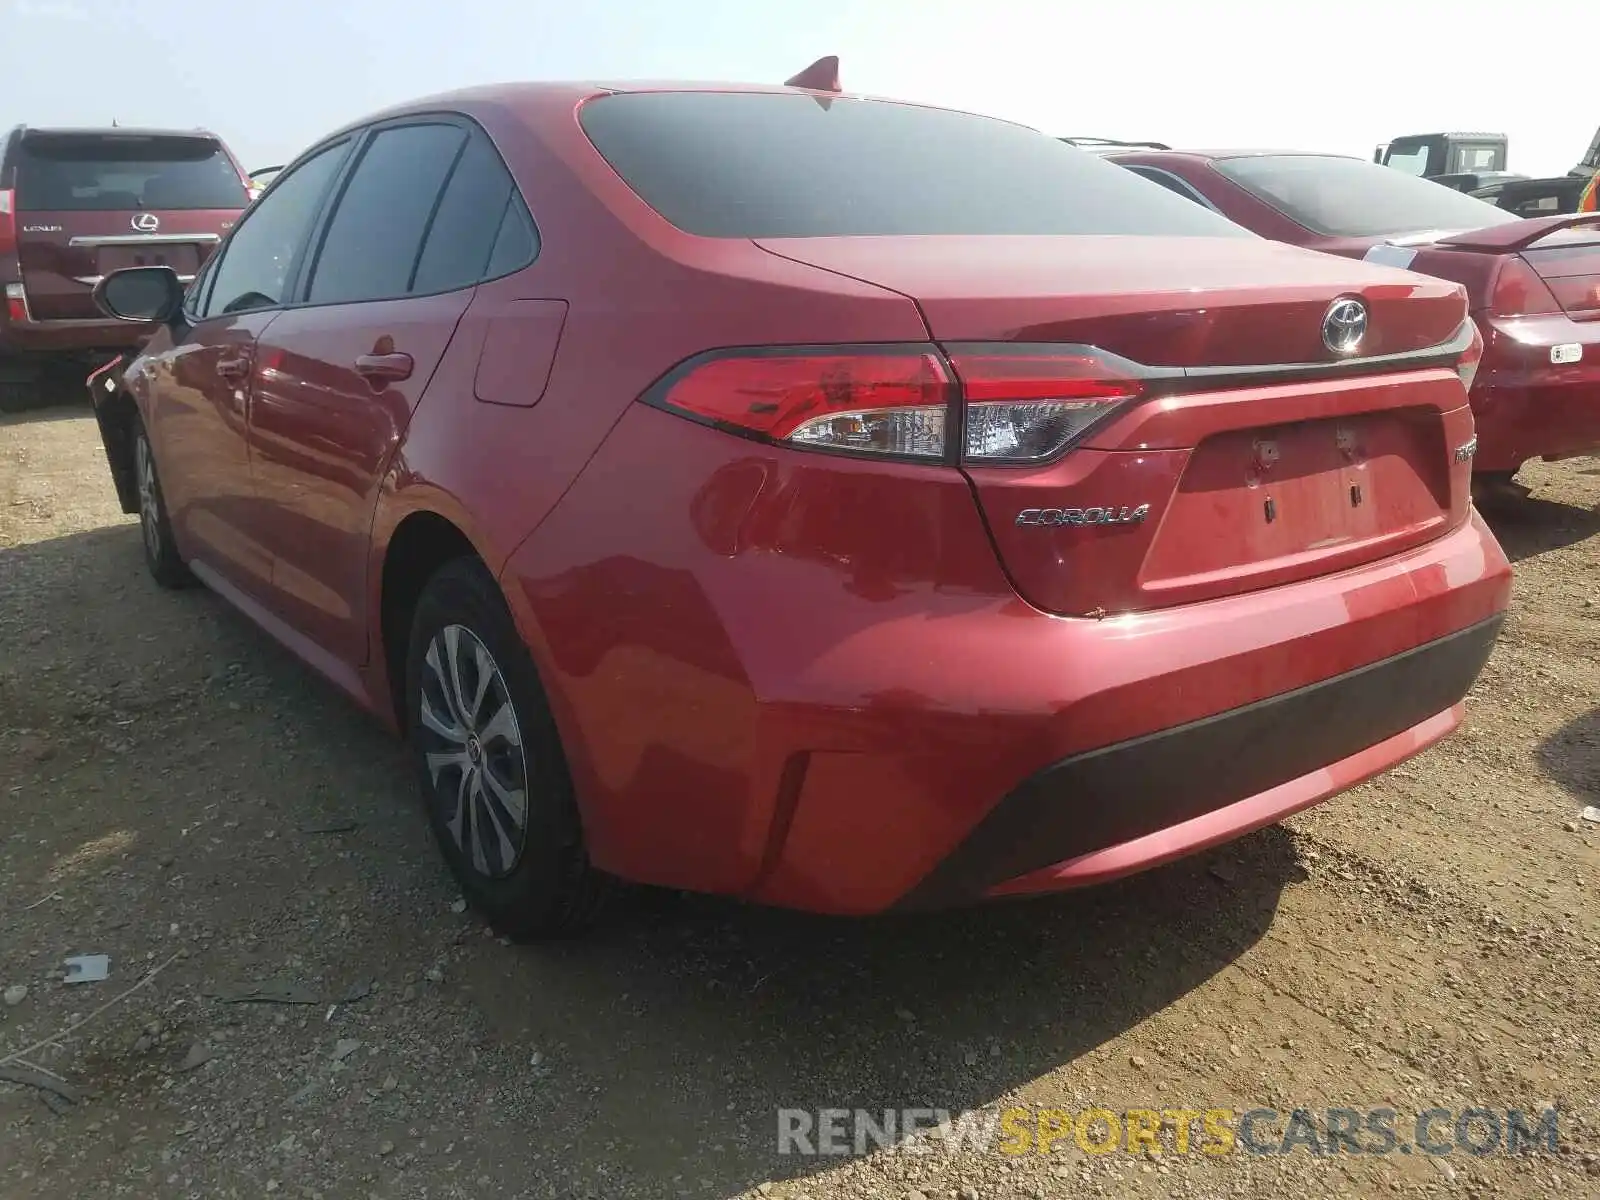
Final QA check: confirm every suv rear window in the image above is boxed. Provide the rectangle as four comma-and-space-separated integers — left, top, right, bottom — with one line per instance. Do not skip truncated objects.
579, 92, 1250, 239
1214, 154, 1520, 238
14, 133, 247, 212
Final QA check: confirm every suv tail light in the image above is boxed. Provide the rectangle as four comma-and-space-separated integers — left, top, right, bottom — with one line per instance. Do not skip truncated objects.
0, 189, 15, 258
1456, 321, 1484, 393
646, 343, 1143, 464
4, 284, 28, 324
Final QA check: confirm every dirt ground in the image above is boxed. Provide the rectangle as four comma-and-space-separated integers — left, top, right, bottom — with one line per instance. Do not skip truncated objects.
2, 404, 1597, 1200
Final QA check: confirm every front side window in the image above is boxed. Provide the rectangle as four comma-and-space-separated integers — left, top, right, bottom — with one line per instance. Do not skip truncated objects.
201, 141, 351, 318
1383, 144, 1433, 177
305, 123, 467, 305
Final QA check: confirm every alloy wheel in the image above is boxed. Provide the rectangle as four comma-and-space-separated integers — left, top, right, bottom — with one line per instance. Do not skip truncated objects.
417, 624, 530, 878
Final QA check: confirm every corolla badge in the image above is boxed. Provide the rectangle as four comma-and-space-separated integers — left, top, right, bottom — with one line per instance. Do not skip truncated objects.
1016, 504, 1151, 528
1322, 297, 1368, 357
131, 212, 160, 233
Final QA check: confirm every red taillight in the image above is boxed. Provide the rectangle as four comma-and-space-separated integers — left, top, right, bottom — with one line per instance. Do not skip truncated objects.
1544, 275, 1600, 319
945, 345, 1143, 463
4, 284, 27, 324
1490, 257, 1562, 318
652, 348, 953, 458
0, 189, 15, 258
649, 343, 1145, 463
1523, 242, 1600, 318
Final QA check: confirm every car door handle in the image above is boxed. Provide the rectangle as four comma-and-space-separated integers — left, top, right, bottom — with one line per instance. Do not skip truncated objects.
354, 352, 414, 383
217, 355, 251, 381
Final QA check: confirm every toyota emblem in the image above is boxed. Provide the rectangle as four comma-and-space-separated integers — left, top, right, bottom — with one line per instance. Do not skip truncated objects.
131, 212, 160, 233
1321, 297, 1368, 357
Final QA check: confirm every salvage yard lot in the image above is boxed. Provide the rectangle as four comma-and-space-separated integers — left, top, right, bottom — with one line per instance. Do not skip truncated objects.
2, 407, 1598, 1199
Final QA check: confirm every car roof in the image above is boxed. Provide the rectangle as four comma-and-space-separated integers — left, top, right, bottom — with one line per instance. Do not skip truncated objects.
1109, 148, 1366, 164
319, 79, 1036, 146
1392, 131, 1506, 141
12, 125, 227, 141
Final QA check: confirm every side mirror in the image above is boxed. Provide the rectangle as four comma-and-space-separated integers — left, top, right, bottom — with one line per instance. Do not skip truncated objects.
93, 266, 186, 325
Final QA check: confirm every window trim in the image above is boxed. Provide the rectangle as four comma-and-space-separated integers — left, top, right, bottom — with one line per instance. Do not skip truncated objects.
293, 112, 540, 310
185, 135, 356, 322
1121, 164, 1223, 214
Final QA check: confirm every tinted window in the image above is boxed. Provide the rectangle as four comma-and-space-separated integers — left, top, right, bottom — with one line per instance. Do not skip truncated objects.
306, 124, 466, 304
411, 134, 533, 293
203, 141, 350, 318
15, 134, 247, 211
486, 196, 538, 277
579, 93, 1248, 239
1217, 154, 1520, 238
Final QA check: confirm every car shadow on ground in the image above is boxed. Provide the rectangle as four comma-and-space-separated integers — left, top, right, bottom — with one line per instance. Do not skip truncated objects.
487, 828, 1302, 1193
1478, 492, 1600, 563
1536, 706, 1600, 807
1, 522, 1306, 1197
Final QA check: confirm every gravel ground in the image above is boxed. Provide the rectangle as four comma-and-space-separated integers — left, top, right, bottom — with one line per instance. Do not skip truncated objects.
2, 404, 1598, 1199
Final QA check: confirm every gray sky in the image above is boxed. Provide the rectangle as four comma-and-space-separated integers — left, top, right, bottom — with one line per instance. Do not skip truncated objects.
4, 0, 1596, 178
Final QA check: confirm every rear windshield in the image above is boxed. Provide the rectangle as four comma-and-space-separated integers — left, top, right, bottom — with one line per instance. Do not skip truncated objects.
1214, 154, 1520, 238
15, 134, 247, 212
579, 92, 1251, 239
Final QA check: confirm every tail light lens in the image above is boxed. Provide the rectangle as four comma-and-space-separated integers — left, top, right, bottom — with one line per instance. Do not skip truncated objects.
4, 283, 28, 324
0, 189, 15, 258
1523, 241, 1600, 319
1456, 321, 1484, 393
946, 346, 1142, 463
650, 348, 952, 459
648, 344, 1144, 464
1490, 257, 1562, 318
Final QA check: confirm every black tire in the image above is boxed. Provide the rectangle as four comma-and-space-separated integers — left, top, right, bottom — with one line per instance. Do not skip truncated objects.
405, 558, 611, 940
0, 379, 48, 414
132, 418, 195, 589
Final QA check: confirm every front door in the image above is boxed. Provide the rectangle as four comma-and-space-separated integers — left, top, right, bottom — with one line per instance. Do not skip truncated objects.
142, 136, 356, 596
144, 306, 277, 595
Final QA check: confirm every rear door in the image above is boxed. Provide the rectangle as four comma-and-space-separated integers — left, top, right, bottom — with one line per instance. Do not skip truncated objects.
12, 131, 249, 320
248, 119, 533, 669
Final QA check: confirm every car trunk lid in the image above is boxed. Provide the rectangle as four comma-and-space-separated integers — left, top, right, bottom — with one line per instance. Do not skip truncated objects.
758, 234, 1476, 616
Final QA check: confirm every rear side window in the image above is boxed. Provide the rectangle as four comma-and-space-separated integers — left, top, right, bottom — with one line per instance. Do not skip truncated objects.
305, 123, 467, 305
202, 141, 351, 318
579, 92, 1249, 239
1215, 154, 1521, 238
15, 134, 247, 211
410, 133, 538, 294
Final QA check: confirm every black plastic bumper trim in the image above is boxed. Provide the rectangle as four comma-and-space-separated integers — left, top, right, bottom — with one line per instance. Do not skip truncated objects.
896, 613, 1504, 910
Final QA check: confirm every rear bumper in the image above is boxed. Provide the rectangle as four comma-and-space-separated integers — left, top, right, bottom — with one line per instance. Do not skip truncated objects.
1472, 314, 1600, 471
900, 614, 1499, 908
0, 313, 146, 359
506, 415, 1511, 916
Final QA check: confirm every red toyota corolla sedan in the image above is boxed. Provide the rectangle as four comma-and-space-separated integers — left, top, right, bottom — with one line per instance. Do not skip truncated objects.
1106, 148, 1600, 497
84, 73, 1511, 937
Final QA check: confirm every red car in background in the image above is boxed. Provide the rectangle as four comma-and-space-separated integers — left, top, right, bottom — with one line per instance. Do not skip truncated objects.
85, 73, 1509, 937
1105, 148, 1600, 498
0, 125, 250, 409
